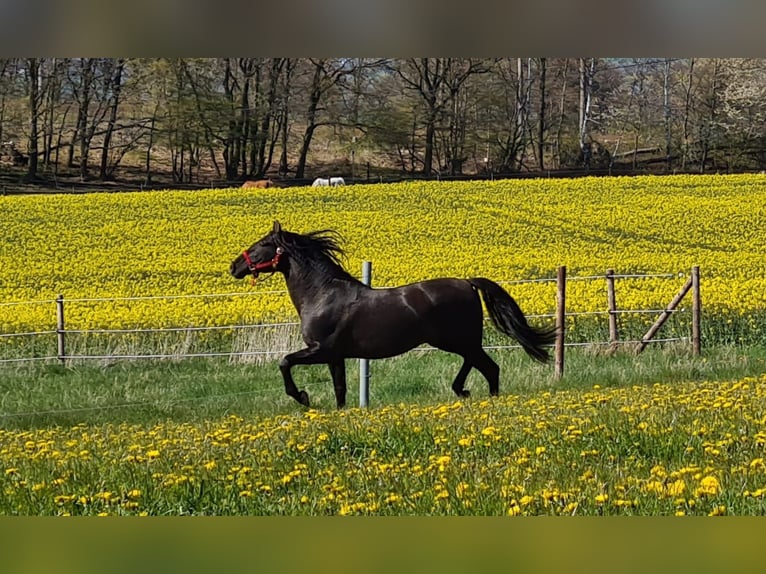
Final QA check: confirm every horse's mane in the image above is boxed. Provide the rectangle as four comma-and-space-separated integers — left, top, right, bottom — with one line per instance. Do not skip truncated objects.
276, 229, 360, 284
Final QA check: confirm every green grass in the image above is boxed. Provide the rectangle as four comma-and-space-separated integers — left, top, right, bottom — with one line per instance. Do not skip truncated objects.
1, 344, 765, 515
2, 343, 764, 429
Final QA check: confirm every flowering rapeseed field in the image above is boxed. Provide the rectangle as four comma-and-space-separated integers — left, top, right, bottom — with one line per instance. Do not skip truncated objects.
2, 373, 765, 515
1, 174, 764, 339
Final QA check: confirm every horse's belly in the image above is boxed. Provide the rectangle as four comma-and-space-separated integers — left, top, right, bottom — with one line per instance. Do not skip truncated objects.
343, 307, 425, 359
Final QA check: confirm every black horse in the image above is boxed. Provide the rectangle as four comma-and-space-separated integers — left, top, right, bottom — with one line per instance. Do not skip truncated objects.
230, 221, 556, 409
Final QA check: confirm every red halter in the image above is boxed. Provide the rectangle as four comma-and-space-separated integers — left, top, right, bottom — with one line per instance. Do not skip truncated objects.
242, 247, 283, 284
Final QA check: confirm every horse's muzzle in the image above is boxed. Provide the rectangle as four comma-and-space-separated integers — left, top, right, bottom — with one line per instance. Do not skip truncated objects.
229, 260, 242, 278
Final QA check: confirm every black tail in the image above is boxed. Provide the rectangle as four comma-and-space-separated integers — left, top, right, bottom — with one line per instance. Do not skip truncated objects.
468, 277, 557, 363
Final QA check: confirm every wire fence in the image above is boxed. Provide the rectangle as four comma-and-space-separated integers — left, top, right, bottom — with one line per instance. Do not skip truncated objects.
0, 268, 698, 367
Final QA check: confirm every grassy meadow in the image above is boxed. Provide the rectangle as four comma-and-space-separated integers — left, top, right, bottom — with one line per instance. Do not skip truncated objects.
1, 174, 765, 515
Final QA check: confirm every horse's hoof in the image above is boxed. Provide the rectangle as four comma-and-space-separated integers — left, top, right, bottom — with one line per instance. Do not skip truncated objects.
298, 390, 310, 407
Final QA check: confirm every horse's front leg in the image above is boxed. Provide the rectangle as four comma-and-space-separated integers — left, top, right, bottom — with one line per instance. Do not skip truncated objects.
328, 360, 347, 409
278, 344, 330, 407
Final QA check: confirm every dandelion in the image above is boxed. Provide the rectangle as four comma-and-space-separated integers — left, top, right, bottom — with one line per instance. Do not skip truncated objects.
564, 502, 579, 515
667, 480, 686, 497
708, 505, 727, 516
695, 476, 722, 497
384, 493, 402, 504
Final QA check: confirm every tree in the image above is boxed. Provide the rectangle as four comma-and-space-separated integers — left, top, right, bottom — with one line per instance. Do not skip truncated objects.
294, 59, 352, 179
391, 58, 490, 176
719, 59, 766, 168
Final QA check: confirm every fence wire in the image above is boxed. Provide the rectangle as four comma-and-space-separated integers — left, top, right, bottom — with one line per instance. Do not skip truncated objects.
0, 271, 691, 365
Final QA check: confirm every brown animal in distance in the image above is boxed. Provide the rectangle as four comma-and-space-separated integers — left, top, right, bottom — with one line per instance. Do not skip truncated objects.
241, 179, 276, 189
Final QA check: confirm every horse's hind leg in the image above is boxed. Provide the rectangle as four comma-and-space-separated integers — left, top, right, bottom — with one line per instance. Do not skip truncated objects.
451, 358, 473, 398
328, 360, 347, 409
471, 349, 501, 396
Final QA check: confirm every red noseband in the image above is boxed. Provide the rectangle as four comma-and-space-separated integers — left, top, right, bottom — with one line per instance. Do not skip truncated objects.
242, 247, 283, 284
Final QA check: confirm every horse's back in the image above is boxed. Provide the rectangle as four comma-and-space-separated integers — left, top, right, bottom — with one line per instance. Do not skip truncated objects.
242, 179, 271, 188
340, 278, 483, 357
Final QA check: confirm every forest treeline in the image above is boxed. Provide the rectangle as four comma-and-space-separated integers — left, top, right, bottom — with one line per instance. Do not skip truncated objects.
2, 58, 766, 186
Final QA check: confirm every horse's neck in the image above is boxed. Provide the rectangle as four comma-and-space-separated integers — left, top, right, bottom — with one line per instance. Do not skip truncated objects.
283, 259, 362, 313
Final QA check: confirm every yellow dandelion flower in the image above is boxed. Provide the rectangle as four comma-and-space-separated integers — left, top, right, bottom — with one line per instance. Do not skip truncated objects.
695, 475, 721, 497
708, 505, 726, 516
564, 502, 579, 515
384, 493, 401, 504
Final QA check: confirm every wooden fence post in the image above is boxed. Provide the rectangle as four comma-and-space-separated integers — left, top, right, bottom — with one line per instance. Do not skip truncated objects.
606, 269, 619, 349
692, 265, 701, 355
56, 294, 66, 365
555, 265, 566, 379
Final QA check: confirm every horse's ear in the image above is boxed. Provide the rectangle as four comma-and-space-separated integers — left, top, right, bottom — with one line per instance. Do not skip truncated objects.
273, 220, 282, 234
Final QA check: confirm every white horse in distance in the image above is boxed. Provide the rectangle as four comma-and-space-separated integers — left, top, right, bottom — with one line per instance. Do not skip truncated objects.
311, 177, 346, 187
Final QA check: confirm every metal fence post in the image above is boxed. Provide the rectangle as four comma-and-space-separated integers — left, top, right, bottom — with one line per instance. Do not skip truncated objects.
56, 294, 66, 365
359, 261, 372, 407
606, 269, 619, 349
555, 266, 566, 379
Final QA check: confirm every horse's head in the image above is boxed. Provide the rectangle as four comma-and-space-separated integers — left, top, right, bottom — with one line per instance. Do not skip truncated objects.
230, 220, 286, 280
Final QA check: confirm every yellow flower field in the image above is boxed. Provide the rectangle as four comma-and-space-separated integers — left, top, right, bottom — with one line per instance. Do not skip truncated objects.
2, 373, 765, 515
1, 174, 764, 341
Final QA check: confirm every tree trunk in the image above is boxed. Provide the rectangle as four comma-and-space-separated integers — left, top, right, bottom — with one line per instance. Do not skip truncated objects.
700, 59, 721, 173
681, 58, 695, 170
537, 58, 546, 171
99, 59, 124, 180
278, 60, 295, 177
75, 59, 97, 179
26, 58, 40, 179
295, 61, 324, 179
554, 59, 570, 169
579, 58, 592, 168
663, 58, 672, 171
